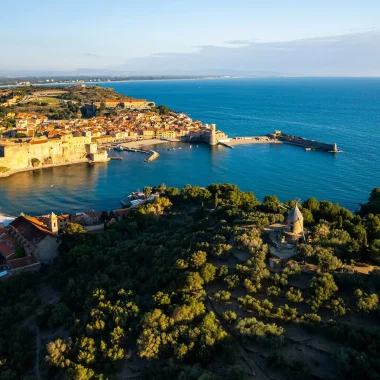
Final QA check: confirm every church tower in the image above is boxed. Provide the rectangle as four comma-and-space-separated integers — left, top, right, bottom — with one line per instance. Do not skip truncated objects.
48, 212, 59, 234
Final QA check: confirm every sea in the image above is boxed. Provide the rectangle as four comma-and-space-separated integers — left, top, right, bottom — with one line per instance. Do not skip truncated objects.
1, 77, 380, 217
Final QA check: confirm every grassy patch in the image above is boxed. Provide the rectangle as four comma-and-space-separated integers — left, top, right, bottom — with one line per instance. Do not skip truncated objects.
29, 96, 60, 104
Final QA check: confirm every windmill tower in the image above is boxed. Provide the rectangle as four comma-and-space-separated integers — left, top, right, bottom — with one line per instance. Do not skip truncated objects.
287, 204, 304, 234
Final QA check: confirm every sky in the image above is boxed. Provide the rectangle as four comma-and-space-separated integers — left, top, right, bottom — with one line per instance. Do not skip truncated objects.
1, 0, 380, 76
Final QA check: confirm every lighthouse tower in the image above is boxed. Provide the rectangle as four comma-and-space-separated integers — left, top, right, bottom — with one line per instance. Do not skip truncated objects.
209, 124, 217, 145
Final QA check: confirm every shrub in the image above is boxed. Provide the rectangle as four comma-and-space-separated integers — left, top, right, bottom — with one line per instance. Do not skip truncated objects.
331, 298, 346, 316
217, 265, 228, 279
188, 250, 207, 269
244, 278, 261, 294
308, 273, 338, 311
283, 261, 301, 277
300, 313, 321, 329
272, 273, 288, 287
236, 317, 284, 340
238, 295, 273, 317
355, 290, 378, 313
275, 304, 297, 322
286, 287, 304, 303
224, 274, 240, 289
215, 290, 231, 304
267, 286, 281, 297
222, 310, 237, 324
199, 263, 216, 283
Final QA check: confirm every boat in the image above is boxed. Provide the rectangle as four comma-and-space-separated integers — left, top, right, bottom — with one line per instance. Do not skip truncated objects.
114, 145, 124, 151
190, 145, 192, 148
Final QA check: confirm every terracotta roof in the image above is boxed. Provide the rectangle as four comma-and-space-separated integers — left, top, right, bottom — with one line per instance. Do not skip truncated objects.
9, 215, 55, 245
7, 256, 39, 270
57, 214, 70, 220
0, 241, 14, 258
114, 209, 130, 218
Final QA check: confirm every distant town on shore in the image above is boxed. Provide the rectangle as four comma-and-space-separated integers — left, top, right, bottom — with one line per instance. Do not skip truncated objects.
0, 84, 229, 177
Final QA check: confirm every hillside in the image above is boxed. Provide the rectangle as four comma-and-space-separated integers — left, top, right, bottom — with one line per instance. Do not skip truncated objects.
1, 184, 380, 379
0, 85, 132, 119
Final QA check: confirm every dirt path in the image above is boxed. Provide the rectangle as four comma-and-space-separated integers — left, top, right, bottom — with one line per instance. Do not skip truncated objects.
206, 296, 273, 379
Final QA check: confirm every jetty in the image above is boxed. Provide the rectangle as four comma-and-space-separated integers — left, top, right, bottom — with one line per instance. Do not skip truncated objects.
226, 131, 340, 153
115, 145, 160, 162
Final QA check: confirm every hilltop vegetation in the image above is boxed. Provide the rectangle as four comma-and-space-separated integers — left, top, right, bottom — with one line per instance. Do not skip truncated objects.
1, 184, 380, 379
0, 85, 128, 120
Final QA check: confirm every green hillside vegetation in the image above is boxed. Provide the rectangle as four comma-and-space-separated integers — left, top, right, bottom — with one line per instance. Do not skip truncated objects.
1, 184, 380, 379
0, 85, 129, 120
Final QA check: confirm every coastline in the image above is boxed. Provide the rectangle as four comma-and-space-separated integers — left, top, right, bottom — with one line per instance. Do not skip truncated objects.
0, 76, 247, 88
118, 138, 181, 149
0, 139, 175, 178
0, 159, 91, 178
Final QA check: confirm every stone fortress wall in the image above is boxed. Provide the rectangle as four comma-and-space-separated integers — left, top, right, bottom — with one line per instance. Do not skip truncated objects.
0, 134, 107, 172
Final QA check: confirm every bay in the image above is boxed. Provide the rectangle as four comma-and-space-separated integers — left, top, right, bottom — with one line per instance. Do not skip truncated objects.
1, 77, 379, 216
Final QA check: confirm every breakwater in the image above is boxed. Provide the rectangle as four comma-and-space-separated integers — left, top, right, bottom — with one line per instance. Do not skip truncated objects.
277, 133, 338, 152
118, 145, 160, 162
227, 131, 338, 152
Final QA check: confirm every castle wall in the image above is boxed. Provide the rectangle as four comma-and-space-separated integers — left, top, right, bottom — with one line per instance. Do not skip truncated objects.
0, 135, 94, 170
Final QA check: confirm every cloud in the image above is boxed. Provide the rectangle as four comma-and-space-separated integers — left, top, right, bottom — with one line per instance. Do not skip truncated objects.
82, 53, 102, 58
113, 31, 380, 77
225, 40, 252, 45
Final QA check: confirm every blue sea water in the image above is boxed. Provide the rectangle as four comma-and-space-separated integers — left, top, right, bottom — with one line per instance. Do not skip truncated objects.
1, 78, 379, 216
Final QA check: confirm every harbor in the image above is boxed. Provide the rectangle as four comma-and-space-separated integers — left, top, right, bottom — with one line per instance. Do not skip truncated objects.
112, 143, 160, 162
105, 130, 340, 165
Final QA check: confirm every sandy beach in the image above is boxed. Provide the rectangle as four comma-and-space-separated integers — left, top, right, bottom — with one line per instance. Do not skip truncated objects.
119, 138, 180, 149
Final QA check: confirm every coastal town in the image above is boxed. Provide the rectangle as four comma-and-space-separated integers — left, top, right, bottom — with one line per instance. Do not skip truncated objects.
0, 85, 229, 176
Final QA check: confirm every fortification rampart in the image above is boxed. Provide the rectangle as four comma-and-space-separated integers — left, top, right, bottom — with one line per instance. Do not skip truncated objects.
0, 134, 108, 175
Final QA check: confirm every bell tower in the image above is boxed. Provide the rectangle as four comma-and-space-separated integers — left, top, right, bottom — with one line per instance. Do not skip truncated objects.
48, 212, 59, 234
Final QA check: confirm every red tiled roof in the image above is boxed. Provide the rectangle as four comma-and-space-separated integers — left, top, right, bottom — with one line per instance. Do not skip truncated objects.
7, 256, 39, 270
9, 215, 55, 245
114, 209, 130, 217
57, 214, 70, 220
0, 241, 14, 258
